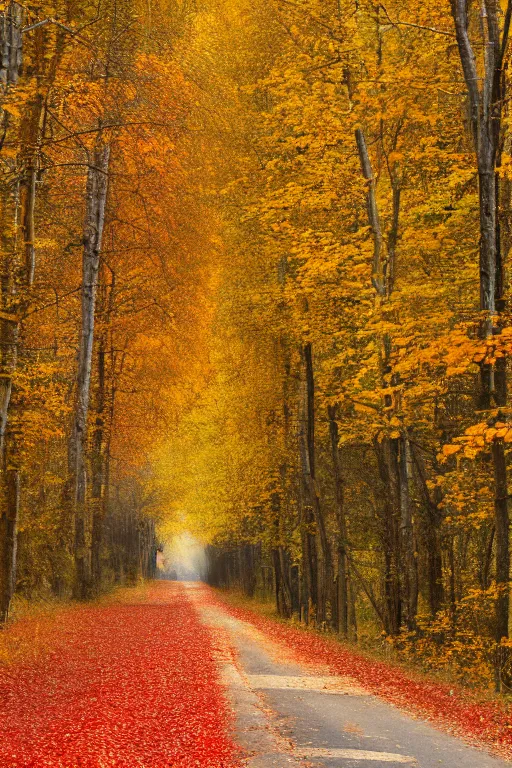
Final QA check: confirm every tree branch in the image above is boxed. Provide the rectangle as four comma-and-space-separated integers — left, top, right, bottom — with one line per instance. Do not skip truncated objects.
355, 128, 386, 297
379, 4, 457, 37
450, 0, 480, 147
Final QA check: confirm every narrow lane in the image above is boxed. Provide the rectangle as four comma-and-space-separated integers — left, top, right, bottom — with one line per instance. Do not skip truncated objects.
187, 583, 511, 768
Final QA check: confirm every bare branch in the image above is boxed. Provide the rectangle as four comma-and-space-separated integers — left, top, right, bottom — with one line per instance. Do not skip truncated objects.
379, 4, 457, 38
23, 18, 74, 34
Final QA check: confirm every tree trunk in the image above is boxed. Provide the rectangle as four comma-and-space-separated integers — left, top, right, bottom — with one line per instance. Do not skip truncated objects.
375, 438, 401, 635
0, 2, 23, 87
481, 525, 495, 591
449, 535, 456, 617
70, 142, 110, 600
356, 126, 406, 635
272, 547, 292, 618
279, 546, 293, 616
411, 443, 444, 615
91, 333, 105, 593
328, 404, 349, 637
301, 343, 334, 625
0, 468, 18, 622
398, 434, 418, 629
0, 261, 18, 623
450, 0, 512, 689
493, 436, 510, 689
348, 571, 358, 641
300, 499, 317, 624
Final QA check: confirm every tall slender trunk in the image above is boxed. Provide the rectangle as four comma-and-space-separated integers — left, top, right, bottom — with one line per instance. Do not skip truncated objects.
91, 333, 105, 592
90, 263, 116, 593
447, 539, 455, 620
279, 546, 293, 612
300, 496, 317, 624
494, 435, 509, 687
301, 342, 334, 625
375, 438, 401, 634
272, 545, 292, 617
70, 142, 110, 600
241, 543, 256, 597
492, 307, 510, 683
398, 434, 418, 629
298, 352, 317, 624
328, 404, 349, 637
0, 461, 18, 622
411, 443, 444, 615
0, 223, 19, 622
356, 127, 411, 633
270, 488, 293, 617
0, 3, 23, 623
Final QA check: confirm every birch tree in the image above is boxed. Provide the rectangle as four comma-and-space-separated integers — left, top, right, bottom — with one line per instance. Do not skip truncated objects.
69, 140, 110, 599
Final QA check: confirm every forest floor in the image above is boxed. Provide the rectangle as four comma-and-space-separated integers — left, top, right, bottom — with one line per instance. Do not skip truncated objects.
0, 581, 238, 768
1, 581, 512, 767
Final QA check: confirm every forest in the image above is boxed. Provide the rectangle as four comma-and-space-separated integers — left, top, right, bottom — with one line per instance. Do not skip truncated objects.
1, 0, 512, 698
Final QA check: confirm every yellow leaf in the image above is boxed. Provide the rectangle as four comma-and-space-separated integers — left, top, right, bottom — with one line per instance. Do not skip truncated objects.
443, 444, 461, 456
2, 103, 21, 118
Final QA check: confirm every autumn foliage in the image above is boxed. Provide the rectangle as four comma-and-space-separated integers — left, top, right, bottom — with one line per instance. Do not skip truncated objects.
0, 0, 512, 706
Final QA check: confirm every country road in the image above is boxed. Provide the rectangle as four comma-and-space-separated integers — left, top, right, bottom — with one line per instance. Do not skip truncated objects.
5, 9, 511, 768
188, 582, 510, 768
0, 581, 510, 768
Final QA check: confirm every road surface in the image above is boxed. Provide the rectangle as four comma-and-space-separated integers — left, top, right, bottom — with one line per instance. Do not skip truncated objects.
187, 583, 511, 768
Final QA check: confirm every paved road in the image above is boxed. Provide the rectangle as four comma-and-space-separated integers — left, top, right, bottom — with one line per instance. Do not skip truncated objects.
187, 584, 511, 768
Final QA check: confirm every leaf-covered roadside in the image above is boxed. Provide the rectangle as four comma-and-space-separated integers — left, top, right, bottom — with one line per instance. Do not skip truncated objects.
206, 588, 512, 760
0, 582, 240, 768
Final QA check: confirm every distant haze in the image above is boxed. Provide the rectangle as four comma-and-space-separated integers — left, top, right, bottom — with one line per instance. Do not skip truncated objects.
159, 533, 207, 581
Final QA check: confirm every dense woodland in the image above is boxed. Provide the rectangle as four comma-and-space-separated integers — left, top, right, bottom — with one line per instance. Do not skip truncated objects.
1, 0, 512, 693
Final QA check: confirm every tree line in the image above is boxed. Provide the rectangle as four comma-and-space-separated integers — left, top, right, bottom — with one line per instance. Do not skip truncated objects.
2, 0, 512, 695
0, 0, 211, 620
155, 0, 512, 693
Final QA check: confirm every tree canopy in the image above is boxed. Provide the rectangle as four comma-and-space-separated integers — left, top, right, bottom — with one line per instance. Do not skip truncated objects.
1, 0, 512, 693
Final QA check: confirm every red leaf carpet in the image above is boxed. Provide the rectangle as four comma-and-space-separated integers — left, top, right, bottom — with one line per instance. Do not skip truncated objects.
0, 583, 239, 768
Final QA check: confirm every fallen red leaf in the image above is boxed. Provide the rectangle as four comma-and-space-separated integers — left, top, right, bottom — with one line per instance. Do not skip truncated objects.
0, 583, 240, 768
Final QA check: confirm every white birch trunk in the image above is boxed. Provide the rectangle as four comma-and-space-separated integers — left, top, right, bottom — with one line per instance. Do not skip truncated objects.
71, 142, 110, 600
